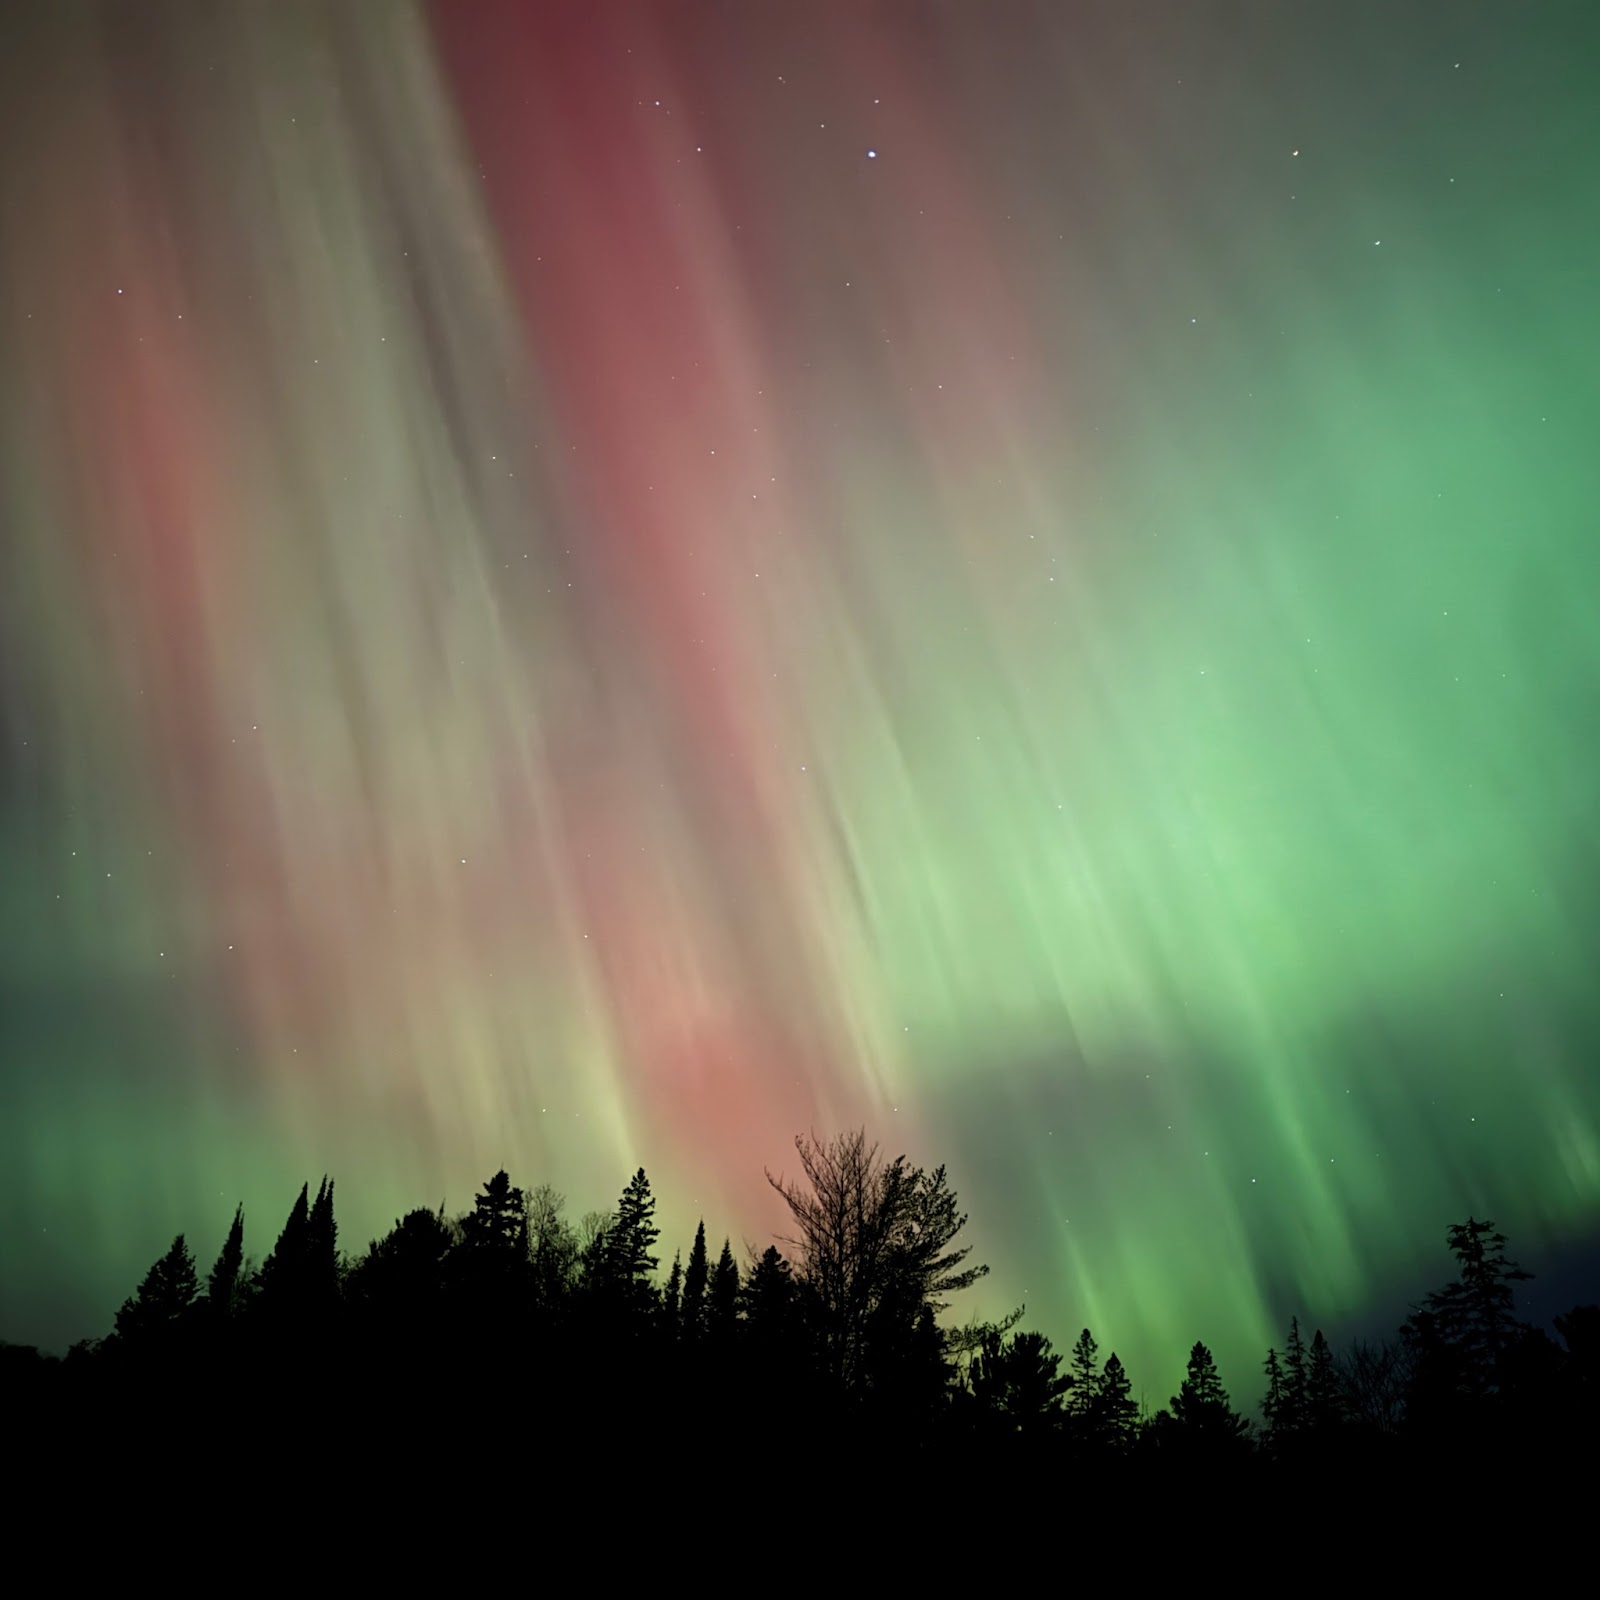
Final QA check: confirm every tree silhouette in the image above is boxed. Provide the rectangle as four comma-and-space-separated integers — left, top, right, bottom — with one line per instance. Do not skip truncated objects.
681, 1220, 709, 1340
1163, 1340, 1250, 1446
206, 1205, 244, 1318
970, 1328, 1070, 1438
1306, 1328, 1342, 1431
590, 1168, 660, 1317
1091, 1352, 1140, 1451
17, 1134, 1586, 1486
708, 1238, 739, 1339
526, 1184, 578, 1312
662, 1250, 682, 1335
1261, 1346, 1289, 1448
1067, 1327, 1099, 1423
1282, 1315, 1309, 1437
352, 1207, 454, 1317
1335, 1338, 1413, 1437
1406, 1217, 1532, 1403
766, 1129, 986, 1397
115, 1235, 199, 1346
460, 1170, 528, 1260
306, 1177, 340, 1316
740, 1245, 795, 1345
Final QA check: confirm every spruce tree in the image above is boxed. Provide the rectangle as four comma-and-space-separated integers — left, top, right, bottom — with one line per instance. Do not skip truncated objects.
708, 1238, 740, 1336
1092, 1352, 1140, 1450
681, 1220, 709, 1338
306, 1177, 340, 1315
1282, 1315, 1309, 1435
740, 1245, 795, 1336
663, 1251, 683, 1334
1306, 1328, 1342, 1429
1168, 1340, 1250, 1442
600, 1168, 660, 1313
1261, 1347, 1288, 1446
207, 1205, 245, 1317
1067, 1327, 1100, 1419
256, 1183, 311, 1312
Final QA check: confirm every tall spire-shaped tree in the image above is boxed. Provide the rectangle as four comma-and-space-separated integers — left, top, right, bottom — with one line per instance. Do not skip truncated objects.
681, 1220, 709, 1339
207, 1205, 245, 1317
1306, 1328, 1343, 1429
708, 1238, 740, 1338
307, 1178, 339, 1315
662, 1251, 683, 1335
1092, 1353, 1140, 1450
600, 1168, 660, 1313
256, 1183, 311, 1313
1067, 1327, 1100, 1421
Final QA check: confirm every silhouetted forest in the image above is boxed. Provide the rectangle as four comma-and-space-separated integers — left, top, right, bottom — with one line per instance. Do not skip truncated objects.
4, 1130, 1594, 1498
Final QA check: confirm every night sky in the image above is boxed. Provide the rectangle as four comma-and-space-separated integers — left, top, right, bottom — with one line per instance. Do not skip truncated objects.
3, 1, 1599, 1400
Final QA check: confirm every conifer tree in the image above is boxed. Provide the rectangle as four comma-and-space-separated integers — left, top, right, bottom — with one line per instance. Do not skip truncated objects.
1306, 1328, 1342, 1429
1168, 1340, 1250, 1442
306, 1177, 340, 1315
1261, 1347, 1288, 1445
681, 1220, 709, 1338
663, 1251, 683, 1334
115, 1235, 200, 1345
207, 1205, 245, 1317
971, 1328, 1071, 1436
740, 1245, 795, 1337
1406, 1217, 1532, 1398
708, 1237, 740, 1336
256, 1183, 311, 1311
461, 1170, 528, 1258
1067, 1327, 1099, 1419
1092, 1352, 1140, 1449
1282, 1315, 1309, 1434
600, 1168, 660, 1312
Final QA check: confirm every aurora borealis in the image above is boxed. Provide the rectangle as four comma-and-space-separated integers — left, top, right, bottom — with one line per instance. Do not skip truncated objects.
3, 0, 1599, 1396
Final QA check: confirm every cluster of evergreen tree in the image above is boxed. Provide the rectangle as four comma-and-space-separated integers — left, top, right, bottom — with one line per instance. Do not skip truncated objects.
3, 1133, 1595, 1487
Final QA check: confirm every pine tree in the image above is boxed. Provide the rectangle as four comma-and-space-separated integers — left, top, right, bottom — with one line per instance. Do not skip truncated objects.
207, 1205, 245, 1317
708, 1238, 740, 1336
681, 1220, 709, 1339
1067, 1327, 1099, 1418
1092, 1352, 1140, 1450
115, 1235, 201, 1345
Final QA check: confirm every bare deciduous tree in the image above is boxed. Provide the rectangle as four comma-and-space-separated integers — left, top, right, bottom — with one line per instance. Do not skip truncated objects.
766, 1128, 988, 1393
